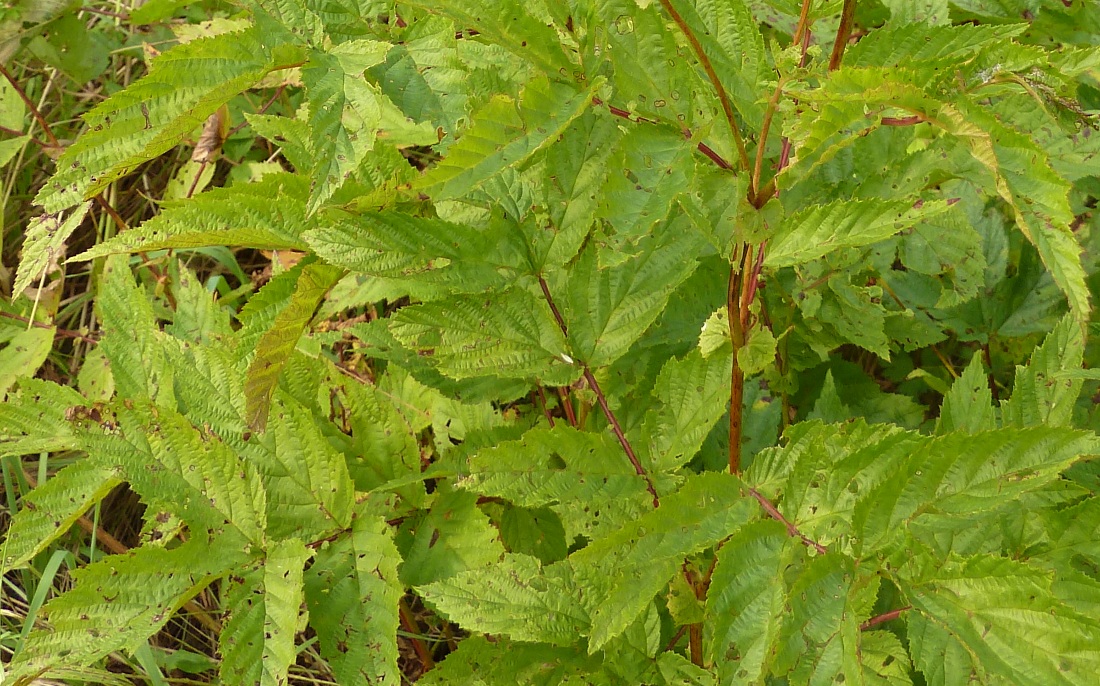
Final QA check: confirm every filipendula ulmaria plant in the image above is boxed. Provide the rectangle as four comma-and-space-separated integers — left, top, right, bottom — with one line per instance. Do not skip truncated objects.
4, 0, 1100, 684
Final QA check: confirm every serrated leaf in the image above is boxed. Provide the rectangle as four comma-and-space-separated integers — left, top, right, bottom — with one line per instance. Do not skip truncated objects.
261, 539, 312, 686
854, 428, 1098, 553
564, 229, 703, 368
541, 110, 625, 268
459, 425, 657, 542
95, 255, 170, 400
36, 26, 288, 212
706, 520, 792, 685
640, 348, 733, 472
245, 261, 344, 432
264, 392, 355, 538
416, 636, 601, 686
389, 287, 572, 382
0, 378, 85, 457
9, 534, 249, 680
304, 211, 521, 297
772, 554, 878, 686
945, 102, 1090, 321
73, 174, 311, 261
419, 553, 589, 645
406, 0, 574, 76
0, 326, 55, 397
1001, 313, 1084, 429
737, 326, 776, 376
897, 207, 987, 308
400, 490, 505, 587
76, 401, 267, 544
571, 472, 757, 651
14, 201, 90, 295
418, 75, 601, 201
936, 356, 995, 435
847, 22, 1025, 68
596, 127, 697, 245
898, 555, 1100, 686
303, 41, 435, 212
765, 198, 949, 268
1, 460, 121, 572
304, 503, 403, 685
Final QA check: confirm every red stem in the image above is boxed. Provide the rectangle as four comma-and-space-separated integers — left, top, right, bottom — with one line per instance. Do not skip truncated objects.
538, 276, 659, 508
828, 0, 858, 72
748, 487, 827, 554
860, 606, 911, 631
593, 97, 733, 171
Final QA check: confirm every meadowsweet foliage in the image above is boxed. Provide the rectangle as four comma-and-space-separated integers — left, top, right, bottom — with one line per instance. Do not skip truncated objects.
4, 1, 1100, 685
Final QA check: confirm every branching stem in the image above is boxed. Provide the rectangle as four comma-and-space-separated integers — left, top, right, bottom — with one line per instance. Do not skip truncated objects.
656, 0, 752, 172
538, 277, 660, 507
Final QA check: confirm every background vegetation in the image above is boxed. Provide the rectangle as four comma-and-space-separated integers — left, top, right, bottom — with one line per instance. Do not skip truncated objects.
1, 1, 1099, 685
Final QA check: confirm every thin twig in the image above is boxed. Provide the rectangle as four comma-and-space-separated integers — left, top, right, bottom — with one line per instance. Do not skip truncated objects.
538, 276, 659, 507
227, 85, 287, 137
398, 597, 435, 671
556, 386, 578, 427
748, 487, 827, 554
0, 63, 60, 146
727, 249, 746, 475
0, 125, 49, 148
656, 0, 752, 172
828, 0, 858, 72
593, 97, 733, 171
0, 312, 98, 343
535, 385, 556, 428
860, 606, 911, 631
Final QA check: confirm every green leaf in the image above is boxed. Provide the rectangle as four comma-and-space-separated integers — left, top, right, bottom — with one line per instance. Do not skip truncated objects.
419, 553, 589, 645
9, 535, 249, 680
639, 348, 734, 472
772, 554, 879, 685
76, 401, 267, 545
540, 110, 625, 268
847, 22, 1025, 68
95, 255, 169, 401
404, 0, 574, 75
596, 126, 698, 246
400, 490, 505, 587
0, 378, 85, 456
570, 472, 757, 651
1, 460, 121, 572
899, 555, 1100, 686
245, 261, 344, 432
705, 520, 793, 685
13, 201, 90, 295
304, 210, 520, 297
73, 174, 311, 261
0, 326, 55, 397
303, 42, 436, 212
417, 75, 601, 201
260, 539, 312, 685
935, 356, 995, 435
264, 392, 356, 538
854, 428, 1097, 554
416, 636, 600, 686
765, 198, 950, 268
459, 425, 657, 542
946, 102, 1090, 321
304, 502, 403, 685
564, 229, 703, 368
35, 25, 290, 212
388, 287, 572, 382
737, 326, 776, 377
1001, 313, 1084, 429
897, 207, 987, 308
